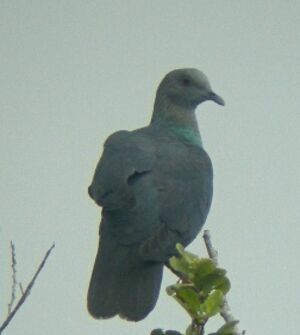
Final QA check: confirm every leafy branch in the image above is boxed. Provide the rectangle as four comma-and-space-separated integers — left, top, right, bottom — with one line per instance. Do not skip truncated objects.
152, 230, 245, 335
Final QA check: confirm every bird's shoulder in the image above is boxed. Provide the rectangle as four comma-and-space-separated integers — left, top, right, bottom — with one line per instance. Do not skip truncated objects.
103, 126, 212, 175
104, 130, 132, 149
105, 128, 151, 148
103, 128, 156, 172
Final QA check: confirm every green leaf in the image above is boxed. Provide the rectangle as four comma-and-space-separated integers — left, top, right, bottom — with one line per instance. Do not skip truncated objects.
202, 290, 224, 317
166, 284, 180, 296
176, 244, 196, 258
169, 256, 190, 276
185, 324, 193, 335
167, 284, 207, 322
197, 271, 231, 295
216, 276, 231, 294
175, 285, 202, 317
175, 285, 200, 308
190, 258, 216, 279
185, 324, 204, 335
216, 320, 239, 335
176, 243, 185, 255
169, 244, 198, 276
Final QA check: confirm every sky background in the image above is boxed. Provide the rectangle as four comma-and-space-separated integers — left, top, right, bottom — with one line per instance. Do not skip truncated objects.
1, 1, 300, 334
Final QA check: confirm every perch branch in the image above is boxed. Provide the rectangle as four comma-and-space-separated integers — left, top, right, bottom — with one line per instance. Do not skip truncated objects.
203, 230, 245, 335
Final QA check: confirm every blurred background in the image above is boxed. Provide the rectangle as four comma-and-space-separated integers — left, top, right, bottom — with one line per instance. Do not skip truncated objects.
1, 1, 299, 334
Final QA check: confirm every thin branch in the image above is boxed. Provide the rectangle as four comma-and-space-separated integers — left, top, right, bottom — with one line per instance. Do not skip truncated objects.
7, 242, 18, 315
203, 230, 245, 335
0, 243, 55, 334
19, 283, 24, 295
202, 230, 218, 263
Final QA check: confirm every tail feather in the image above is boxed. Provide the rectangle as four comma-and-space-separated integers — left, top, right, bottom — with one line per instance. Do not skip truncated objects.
118, 257, 163, 321
87, 231, 120, 319
87, 230, 163, 321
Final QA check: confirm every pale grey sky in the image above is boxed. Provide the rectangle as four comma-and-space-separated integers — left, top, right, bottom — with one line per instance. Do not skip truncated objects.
1, 1, 299, 334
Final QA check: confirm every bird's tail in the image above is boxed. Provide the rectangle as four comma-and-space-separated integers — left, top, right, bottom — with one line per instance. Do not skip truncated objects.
87, 229, 163, 321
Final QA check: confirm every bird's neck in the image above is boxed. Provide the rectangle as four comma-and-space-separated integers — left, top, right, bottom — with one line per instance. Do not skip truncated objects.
151, 94, 202, 146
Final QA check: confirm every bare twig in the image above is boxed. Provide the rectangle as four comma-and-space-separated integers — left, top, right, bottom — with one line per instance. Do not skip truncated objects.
202, 230, 218, 262
7, 242, 18, 315
0, 243, 55, 334
203, 230, 245, 335
19, 283, 24, 295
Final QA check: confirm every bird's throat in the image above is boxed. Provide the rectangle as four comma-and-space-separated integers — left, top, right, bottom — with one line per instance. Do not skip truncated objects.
151, 95, 202, 146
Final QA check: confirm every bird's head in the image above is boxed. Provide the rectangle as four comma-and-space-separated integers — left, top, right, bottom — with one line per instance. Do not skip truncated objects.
156, 68, 225, 110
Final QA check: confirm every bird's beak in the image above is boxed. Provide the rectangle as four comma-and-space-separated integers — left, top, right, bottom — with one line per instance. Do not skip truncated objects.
208, 91, 225, 106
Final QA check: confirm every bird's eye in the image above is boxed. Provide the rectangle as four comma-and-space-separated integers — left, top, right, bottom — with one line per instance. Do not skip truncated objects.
182, 78, 191, 86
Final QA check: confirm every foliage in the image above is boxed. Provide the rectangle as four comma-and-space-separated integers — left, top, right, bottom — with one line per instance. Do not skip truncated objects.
158, 244, 239, 335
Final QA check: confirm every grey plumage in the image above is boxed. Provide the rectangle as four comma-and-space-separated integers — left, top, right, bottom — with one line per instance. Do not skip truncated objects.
87, 68, 224, 321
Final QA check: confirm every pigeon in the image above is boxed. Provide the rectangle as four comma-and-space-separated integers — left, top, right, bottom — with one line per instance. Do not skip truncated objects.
87, 68, 225, 321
